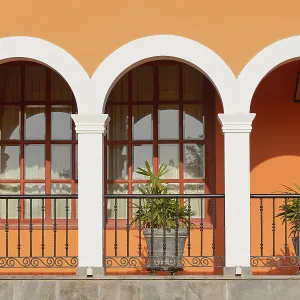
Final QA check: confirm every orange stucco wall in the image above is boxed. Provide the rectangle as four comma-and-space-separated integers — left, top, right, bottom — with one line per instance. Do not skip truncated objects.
250, 61, 300, 274
1, 0, 300, 77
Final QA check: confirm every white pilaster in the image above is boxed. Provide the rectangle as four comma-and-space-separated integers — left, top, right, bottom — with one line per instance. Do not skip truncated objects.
218, 113, 255, 270
71, 114, 110, 276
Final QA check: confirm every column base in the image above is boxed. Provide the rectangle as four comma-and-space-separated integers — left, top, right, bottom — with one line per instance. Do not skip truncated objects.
223, 267, 252, 277
76, 267, 105, 277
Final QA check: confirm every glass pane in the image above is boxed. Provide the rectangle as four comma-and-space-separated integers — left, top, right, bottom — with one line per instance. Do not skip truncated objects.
132, 145, 153, 179
184, 183, 205, 218
184, 144, 205, 179
108, 74, 128, 103
24, 65, 46, 102
0, 106, 20, 139
75, 144, 78, 180
51, 145, 72, 179
158, 144, 179, 179
0, 184, 20, 219
132, 105, 152, 140
24, 184, 45, 219
25, 106, 46, 140
107, 105, 128, 140
51, 183, 72, 219
158, 105, 179, 139
132, 65, 153, 102
184, 104, 204, 140
107, 184, 128, 219
51, 71, 73, 102
51, 105, 72, 140
183, 65, 204, 101
107, 145, 127, 180
0, 65, 21, 103
0, 146, 20, 179
25, 145, 45, 180
158, 65, 179, 101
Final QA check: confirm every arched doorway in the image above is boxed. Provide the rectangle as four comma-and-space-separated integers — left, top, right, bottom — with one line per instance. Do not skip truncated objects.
104, 60, 224, 275
0, 61, 78, 272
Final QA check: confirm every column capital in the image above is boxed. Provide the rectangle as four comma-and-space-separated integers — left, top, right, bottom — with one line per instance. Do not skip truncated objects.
71, 114, 110, 134
218, 113, 256, 133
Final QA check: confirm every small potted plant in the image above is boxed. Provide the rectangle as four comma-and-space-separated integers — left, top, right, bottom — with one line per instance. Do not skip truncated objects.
131, 161, 196, 273
276, 184, 300, 256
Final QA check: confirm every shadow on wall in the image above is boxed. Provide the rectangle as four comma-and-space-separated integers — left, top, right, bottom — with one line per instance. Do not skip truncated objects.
250, 60, 300, 193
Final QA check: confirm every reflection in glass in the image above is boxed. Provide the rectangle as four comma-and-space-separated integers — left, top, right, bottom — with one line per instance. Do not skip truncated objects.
51, 105, 72, 140
75, 144, 78, 180
184, 144, 204, 179
24, 184, 45, 219
132, 105, 152, 140
51, 71, 73, 102
0, 146, 20, 179
51, 183, 72, 219
132, 145, 153, 179
184, 183, 205, 218
51, 145, 71, 179
0, 106, 20, 139
184, 104, 204, 139
158, 105, 179, 139
24, 66, 46, 101
25, 145, 45, 179
132, 66, 153, 102
158, 144, 179, 179
158, 65, 179, 101
0, 184, 20, 219
107, 145, 127, 180
25, 106, 46, 140
0, 65, 21, 103
107, 184, 128, 219
107, 74, 128, 103
107, 105, 128, 140
183, 65, 204, 101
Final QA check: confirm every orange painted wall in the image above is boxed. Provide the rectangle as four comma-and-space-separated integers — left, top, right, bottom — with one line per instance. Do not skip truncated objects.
1, 0, 300, 77
250, 61, 300, 274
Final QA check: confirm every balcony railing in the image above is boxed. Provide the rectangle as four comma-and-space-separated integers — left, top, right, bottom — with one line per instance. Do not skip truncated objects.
0, 194, 78, 268
251, 194, 300, 272
104, 194, 225, 275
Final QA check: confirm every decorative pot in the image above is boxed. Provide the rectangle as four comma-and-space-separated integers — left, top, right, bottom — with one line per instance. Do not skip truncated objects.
292, 236, 300, 256
143, 228, 187, 272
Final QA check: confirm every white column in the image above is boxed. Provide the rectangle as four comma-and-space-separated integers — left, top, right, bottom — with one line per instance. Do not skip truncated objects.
71, 114, 110, 276
218, 113, 255, 275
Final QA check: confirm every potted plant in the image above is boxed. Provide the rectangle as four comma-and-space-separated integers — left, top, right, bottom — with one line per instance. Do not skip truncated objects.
276, 184, 300, 256
131, 161, 196, 272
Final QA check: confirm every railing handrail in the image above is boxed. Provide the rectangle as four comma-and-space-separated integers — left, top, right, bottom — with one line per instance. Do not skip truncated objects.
251, 194, 300, 198
0, 194, 78, 199
103, 194, 224, 199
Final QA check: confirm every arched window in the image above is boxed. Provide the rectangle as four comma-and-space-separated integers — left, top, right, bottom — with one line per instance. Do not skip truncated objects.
0, 62, 78, 222
105, 61, 216, 224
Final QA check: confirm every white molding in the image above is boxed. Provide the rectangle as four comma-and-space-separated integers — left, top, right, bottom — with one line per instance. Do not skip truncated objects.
71, 114, 110, 134
218, 113, 256, 133
0, 36, 90, 114
91, 35, 236, 114
237, 36, 300, 113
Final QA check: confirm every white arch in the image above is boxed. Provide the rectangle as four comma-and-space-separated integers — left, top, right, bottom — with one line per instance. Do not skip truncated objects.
91, 35, 236, 113
237, 36, 300, 113
0, 36, 90, 113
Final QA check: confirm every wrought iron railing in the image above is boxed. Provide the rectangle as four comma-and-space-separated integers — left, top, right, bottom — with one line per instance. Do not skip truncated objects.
251, 194, 300, 270
0, 194, 78, 268
104, 194, 225, 274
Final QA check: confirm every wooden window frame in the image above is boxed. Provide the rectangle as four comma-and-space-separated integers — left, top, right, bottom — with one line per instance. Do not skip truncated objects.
104, 61, 216, 229
0, 62, 78, 228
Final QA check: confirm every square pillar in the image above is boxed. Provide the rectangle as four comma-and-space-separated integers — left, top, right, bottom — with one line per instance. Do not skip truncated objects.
218, 113, 255, 276
71, 114, 110, 277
